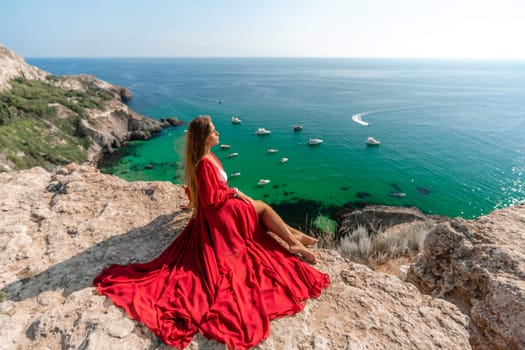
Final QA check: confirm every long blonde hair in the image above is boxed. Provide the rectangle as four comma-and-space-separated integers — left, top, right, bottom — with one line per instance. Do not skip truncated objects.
184, 115, 212, 212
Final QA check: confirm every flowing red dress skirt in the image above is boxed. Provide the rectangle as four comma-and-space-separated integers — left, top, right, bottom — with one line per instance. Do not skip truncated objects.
93, 156, 330, 349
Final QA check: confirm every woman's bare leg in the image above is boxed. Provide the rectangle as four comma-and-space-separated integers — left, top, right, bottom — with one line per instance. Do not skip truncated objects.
252, 200, 316, 263
287, 225, 318, 246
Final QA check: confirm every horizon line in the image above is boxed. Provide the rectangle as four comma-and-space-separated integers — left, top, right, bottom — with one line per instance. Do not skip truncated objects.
26, 55, 525, 61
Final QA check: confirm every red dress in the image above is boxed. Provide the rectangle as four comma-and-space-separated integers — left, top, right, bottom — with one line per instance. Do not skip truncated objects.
93, 154, 330, 349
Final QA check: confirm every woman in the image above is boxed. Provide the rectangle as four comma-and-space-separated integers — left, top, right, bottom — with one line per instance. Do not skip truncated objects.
186, 116, 318, 262
94, 115, 330, 349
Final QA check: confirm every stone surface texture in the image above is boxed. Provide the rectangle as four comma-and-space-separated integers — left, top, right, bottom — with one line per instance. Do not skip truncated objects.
407, 205, 525, 350
0, 164, 477, 350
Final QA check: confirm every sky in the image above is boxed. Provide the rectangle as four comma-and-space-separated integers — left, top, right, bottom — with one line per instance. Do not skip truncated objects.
1, 0, 525, 59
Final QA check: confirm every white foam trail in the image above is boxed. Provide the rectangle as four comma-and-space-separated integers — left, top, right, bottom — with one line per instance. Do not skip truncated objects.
351, 112, 371, 126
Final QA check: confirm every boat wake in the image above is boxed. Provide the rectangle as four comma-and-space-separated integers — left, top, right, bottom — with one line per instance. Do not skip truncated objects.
203, 98, 223, 104
351, 112, 371, 126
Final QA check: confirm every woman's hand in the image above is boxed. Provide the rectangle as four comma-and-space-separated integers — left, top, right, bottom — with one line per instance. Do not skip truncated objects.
234, 188, 252, 203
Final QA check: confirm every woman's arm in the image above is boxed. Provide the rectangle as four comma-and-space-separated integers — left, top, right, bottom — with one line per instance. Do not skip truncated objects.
196, 159, 237, 208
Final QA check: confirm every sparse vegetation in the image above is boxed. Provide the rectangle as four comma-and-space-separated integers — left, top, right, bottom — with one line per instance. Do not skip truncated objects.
0, 78, 113, 171
337, 225, 372, 260
312, 213, 337, 235
0, 78, 112, 123
45, 74, 65, 82
333, 221, 436, 270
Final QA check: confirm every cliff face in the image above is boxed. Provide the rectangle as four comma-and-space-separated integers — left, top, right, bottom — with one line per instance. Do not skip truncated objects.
0, 44, 49, 91
0, 164, 473, 350
51, 73, 164, 161
0, 44, 164, 172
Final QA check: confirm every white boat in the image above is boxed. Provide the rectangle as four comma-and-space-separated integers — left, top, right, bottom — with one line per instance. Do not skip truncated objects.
220, 144, 232, 149
257, 179, 271, 186
227, 152, 239, 158
230, 172, 241, 177
308, 138, 323, 145
365, 137, 381, 146
388, 192, 406, 198
255, 128, 271, 135
231, 116, 241, 124
280, 157, 289, 164
267, 148, 278, 153
293, 125, 303, 131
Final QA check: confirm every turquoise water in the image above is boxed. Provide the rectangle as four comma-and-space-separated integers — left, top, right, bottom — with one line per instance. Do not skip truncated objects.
29, 58, 525, 223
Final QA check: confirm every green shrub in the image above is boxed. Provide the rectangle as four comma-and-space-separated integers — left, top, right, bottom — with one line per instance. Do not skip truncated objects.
0, 78, 108, 170
45, 75, 64, 82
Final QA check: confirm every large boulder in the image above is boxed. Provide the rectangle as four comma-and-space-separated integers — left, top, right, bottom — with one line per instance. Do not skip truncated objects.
407, 205, 525, 349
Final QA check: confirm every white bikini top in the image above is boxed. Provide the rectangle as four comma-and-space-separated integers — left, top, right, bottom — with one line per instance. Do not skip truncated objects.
217, 167, 227, 182
206, 157, 227, 182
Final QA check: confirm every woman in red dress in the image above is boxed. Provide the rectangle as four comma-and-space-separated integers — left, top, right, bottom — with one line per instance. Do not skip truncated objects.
94, 115, 330, 349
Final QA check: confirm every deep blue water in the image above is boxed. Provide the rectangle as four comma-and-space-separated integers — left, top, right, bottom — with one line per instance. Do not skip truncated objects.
28, 57, 525, 223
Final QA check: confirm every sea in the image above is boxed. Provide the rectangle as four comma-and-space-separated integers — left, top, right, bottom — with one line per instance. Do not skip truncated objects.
28, 57, 525, 227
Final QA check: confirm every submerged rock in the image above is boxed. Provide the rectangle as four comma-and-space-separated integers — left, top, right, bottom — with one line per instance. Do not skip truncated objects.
417, 186, 432, 195
356, 191, 371, 199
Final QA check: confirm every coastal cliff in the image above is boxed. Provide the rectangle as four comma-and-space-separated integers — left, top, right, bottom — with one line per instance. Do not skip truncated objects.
1, 163, 523, 349
0, 44, 167, 172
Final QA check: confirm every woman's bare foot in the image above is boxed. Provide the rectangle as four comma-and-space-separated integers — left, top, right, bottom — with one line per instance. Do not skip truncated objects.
289, 243, 317, 264
288, 225, 319, 246
299, 234, 318, 247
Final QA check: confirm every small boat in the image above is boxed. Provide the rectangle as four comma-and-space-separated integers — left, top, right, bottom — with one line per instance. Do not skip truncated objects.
220, 144, 232, 150
227, 152, 239, 158
216, 99, 223, 104
267, 148, 279, 153
230, 172, 241, 177
365, 137, 381, 146
293, 125, 303, 131
257, 179, 271, 186
231, 116, 241, 124
280, 157, 289, 164
255, 128, 271, 135
308, 138, 323, 145
388, 192, 406, 198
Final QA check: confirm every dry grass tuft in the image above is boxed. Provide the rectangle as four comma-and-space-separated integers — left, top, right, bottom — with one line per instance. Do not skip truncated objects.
335, 221, 435, 273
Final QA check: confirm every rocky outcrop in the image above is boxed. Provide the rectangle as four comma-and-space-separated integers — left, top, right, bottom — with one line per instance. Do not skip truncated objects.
336, 205, 446, 239
407, 205, 525, 349
0, 43, 49, 91
0, 164, 472, 349
75, 95, 162, 159
44, 73, 163, 160
160, 117, 185, 127
119, 87, 132, 101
